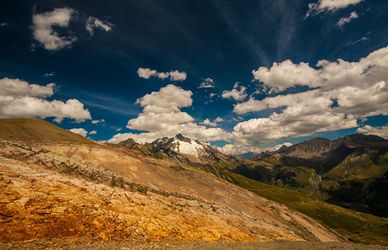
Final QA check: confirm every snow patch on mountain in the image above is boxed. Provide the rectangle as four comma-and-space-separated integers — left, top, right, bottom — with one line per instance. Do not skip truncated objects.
172, 138, 204, 157
151, 134, 208, 158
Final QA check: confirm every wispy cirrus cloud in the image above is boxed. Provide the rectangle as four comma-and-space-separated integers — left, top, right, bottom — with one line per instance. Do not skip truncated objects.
79, 92, 139, 116
306, 0, 363, 18
337, 11, 359, 28
346, 36, 368, 47
86, 16, 112, 35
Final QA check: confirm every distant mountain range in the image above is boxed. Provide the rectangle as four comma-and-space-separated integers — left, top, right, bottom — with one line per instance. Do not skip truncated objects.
117, 131, 388, 218
239, 134, 388, 217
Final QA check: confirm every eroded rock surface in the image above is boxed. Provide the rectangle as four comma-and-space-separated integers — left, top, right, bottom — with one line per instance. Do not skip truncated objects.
0, 140, 340, 245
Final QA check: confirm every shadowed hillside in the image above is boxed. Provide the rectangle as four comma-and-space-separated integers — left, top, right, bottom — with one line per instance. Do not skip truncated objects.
237, 134, 388, 218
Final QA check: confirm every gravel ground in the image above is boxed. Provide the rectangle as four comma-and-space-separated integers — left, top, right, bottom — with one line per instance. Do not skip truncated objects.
2, 240, 388, 250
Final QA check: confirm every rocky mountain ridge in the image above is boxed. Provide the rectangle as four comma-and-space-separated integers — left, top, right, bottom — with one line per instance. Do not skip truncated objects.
117, 133, 238, 165
244, 134, 388, 217
256, 134, 388, 160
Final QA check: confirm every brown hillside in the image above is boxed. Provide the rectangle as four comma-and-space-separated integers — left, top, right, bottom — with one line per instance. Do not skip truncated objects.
0, 118, 93, 144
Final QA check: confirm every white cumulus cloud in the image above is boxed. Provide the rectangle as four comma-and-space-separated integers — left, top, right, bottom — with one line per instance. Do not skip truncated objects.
201, 117, 224, 127
91, 119, 105, 125
89, 130, 97, 135
0, 77, 91, 123
168, 70, 187, 81
137, 67, 187, 81
0, 78, 55, 97
198, 78, 215, 88
357, 125, 388, 139
68, 128, 97, 137
68, 128, 88, 137
306, 0, 362, 17
109, 84, 230, 144
32, 7, 76, 50
222, 82, 247, 101
252, 60, 321, 92
233, 45, 388, 146
218, 142, 293, 155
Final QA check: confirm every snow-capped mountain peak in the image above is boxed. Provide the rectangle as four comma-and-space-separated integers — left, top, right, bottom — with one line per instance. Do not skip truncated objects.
151, 134, 237, 164
152, 134, 206, 157
173, 134, 205, 157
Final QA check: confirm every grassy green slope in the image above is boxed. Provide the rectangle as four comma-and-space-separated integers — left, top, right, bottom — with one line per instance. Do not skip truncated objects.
199, 164, 388, 245
326, 153, 388, 181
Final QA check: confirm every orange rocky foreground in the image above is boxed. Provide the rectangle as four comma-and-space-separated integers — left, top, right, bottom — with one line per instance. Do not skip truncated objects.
0, 140, 340, 244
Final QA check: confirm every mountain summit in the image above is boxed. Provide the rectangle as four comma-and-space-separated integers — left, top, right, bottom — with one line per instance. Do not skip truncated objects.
150, 134, 233, 164
152, 134, 208, 157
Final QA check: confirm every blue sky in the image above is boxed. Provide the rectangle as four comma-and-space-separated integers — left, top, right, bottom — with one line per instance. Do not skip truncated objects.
1, 0, 388, 154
